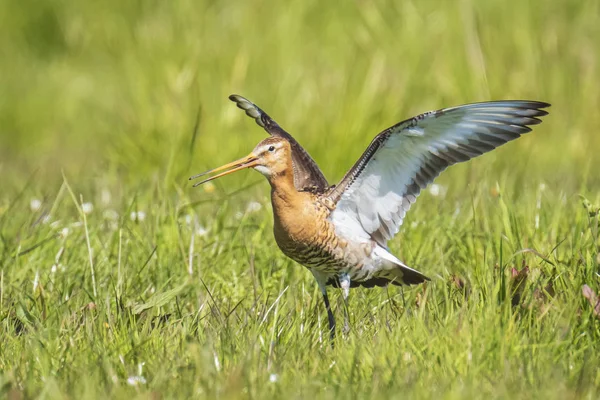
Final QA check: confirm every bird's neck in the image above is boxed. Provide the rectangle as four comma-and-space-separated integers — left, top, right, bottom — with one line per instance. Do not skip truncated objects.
269, 169, 297, 206
269, 168, 316, 251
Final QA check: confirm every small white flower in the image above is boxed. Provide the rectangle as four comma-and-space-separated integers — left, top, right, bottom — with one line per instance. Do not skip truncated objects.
428, 184, 446, 198
269, 373, 278, 383
126, 376, 146, 386
30, 199, 42, 212
42, 215, 52, 224
82, 202, 94, 214
246, 201, 262, 213
196, 226, 208, 237
184, 214, 193, 225
130, 211, 146, 222
51, 264, 57, 273
60, 227, 70, 238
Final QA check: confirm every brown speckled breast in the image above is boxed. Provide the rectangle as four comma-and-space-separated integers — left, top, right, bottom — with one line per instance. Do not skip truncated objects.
271, 192, 349, 274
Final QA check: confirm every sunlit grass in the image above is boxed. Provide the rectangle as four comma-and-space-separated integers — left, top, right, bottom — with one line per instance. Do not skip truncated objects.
1, 0, 599, 398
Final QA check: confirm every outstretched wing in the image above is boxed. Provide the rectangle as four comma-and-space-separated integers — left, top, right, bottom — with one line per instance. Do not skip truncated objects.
229, 95, 329, 192
327, 100, 550, 246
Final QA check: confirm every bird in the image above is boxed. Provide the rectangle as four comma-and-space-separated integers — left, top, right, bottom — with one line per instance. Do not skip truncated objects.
190, 94, 550, 340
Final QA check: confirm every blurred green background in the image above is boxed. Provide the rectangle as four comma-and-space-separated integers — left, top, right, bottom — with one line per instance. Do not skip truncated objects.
1, 0, 598, 196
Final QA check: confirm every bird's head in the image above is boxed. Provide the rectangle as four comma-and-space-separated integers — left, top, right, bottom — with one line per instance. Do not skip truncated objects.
190, 137, 292, 186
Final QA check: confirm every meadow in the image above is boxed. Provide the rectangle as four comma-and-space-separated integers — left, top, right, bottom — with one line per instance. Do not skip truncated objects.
1, 0, 600, 398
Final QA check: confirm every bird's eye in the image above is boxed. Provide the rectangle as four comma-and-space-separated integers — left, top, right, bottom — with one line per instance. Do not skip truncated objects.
268, 146, 275, 152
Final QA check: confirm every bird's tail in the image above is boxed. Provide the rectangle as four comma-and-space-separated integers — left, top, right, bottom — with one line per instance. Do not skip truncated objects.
373, 246, 430, 285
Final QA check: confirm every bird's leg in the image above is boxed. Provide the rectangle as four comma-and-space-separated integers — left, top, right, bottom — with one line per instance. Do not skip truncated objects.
315, 279, 335, 345
321, 287, 336, 343
339, 273, 351, 335
312, 271, 336, 346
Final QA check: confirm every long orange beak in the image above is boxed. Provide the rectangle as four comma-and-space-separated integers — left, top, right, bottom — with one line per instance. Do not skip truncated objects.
189, 153, 260, 187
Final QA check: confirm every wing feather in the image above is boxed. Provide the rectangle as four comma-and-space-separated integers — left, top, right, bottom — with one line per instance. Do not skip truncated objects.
327, 100, 550, 246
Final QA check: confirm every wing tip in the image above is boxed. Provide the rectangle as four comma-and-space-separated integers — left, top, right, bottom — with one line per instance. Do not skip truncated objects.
535, 101, 551, 109
516, 100, 550, 109
228, 94, 253, 110
458, 99, 551, 122
525, 100, 551, 114
228, 94, 266, 128
503, 100, 550, 123
516, 100, 551, 121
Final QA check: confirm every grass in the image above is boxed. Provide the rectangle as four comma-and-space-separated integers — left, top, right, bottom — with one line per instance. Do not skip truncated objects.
1, 0, 600, 398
